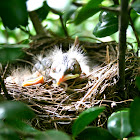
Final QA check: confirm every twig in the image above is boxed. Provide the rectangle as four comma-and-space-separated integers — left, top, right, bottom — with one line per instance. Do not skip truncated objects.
19, 26, 32, 36
100, 6, 120, 14
2, 63, 9, 79
0, 75, 13, 100
78, 36, 103, 43
76, 62, 118, 108
106, 45, 110, 64
59, 15, 69, 37
74, 36, 79, 47
72, 2, 84, 7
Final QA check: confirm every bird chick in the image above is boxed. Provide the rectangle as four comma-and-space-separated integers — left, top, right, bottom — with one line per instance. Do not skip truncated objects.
6, 46, 90, 86
33, 46, 90, 86
50, 47, 89, 85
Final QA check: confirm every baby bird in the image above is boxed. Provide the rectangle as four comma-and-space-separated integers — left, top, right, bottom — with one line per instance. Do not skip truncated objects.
32, 46, 89, 86
6, 45, 90, 87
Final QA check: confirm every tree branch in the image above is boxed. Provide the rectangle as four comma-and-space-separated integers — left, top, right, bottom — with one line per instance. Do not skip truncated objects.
29, 11, 46, 35
118, 0, 129, 91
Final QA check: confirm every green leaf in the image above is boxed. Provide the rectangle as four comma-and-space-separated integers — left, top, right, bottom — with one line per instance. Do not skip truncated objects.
78, 126, 116, 140
0, 44, 29, 49
136, 77, 140, 91
0, 127, 20, 140
132, 0, 140, 14
93, 11, 118, 37
0, 120, 4, 128
4, 119, 38, 133
99, 10, 118, 23
74, 0, 103, 25
0, 44, 29, 63
0, 136, 5, 140
35, 130, 71, 140
36, 1, 50, 21
107, 110, 132, 139
20, 39, 30, 44
63, 5, 77, 24
129, 136, 140, 140
0, 101, 35, 120
130, 9, 139, 22
130, 97, 140, 136
72, 106, 105, 137
0, 0, 28, 29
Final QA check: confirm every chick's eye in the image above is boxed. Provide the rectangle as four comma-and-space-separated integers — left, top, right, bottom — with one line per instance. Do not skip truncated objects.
73, 63, 78, 70
72, 62, 81, 74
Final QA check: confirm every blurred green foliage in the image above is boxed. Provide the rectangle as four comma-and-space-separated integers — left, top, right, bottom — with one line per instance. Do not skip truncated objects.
0, 98, 140, 139
0, 101, 71, 140
0, 0, 28, 30
0, 44, 29, 64
0, 0, 139, 139
0, 0, 139, 50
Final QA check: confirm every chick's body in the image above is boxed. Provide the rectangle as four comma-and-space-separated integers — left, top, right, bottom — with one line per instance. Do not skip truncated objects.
33, 46, 89, 85
6, 46, 90, 86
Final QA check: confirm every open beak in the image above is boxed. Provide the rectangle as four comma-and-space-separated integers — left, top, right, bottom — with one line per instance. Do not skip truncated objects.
22, 76, 44, 87
22, 73, 80, 86
57, 73, 80, 86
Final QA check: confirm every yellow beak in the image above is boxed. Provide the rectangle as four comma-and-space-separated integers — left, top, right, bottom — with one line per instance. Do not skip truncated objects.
57, 74, 80, 85
22, 76, 44, 87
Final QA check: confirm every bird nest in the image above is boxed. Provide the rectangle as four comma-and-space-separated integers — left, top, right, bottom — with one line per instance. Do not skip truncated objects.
3, 39, 139, 131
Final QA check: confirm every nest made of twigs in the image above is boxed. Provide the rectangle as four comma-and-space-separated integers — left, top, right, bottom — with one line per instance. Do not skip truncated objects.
2, 39, 140, 131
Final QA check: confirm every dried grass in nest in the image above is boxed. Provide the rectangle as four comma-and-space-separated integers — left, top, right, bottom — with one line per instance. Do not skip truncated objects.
4, 47, 139, 131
